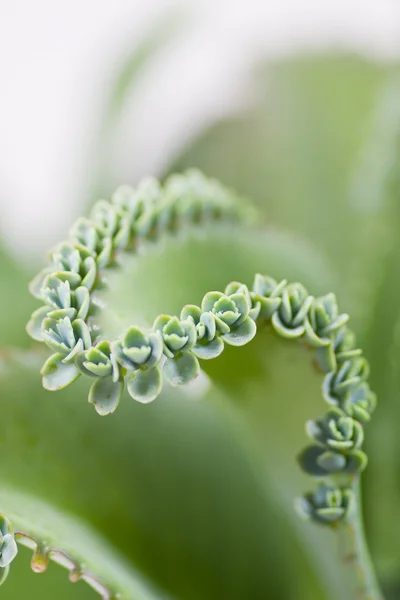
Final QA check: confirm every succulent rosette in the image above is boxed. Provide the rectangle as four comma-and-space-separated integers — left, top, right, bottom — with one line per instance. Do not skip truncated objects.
91, 200, 131, 251
298, 443, 367, 478
306, 408, 364, 452
180, 304, 224, 360
40, 317, 91, 391
271, 283, 313, 339
343, 382, 377, 423
224, 282, 260, 320
250, 274, 286, 320
75, 341, 123, 416
154, 315, 199, 386
304, 293, 349, 371
296, 484, 354, 525
299, 404, 368, 478
322, 356, 370, 407
112, 326, 163, 404
201, 289, 256, 347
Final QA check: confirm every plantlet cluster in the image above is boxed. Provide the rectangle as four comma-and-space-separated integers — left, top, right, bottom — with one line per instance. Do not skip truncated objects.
0, 171, 379, 598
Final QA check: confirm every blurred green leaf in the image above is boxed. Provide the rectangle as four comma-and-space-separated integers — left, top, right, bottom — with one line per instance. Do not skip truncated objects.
0, 245, 36, 348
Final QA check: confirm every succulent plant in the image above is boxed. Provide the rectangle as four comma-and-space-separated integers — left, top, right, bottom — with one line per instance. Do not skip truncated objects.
250, 274, 286, 320
271, 283, 313, 339
306, 408, 364, 450
153, 315, 199, 386
296, 484, 354, 525
112, 326, 163, 403
201, 289, 256, 346
298, 444, 367, 477
343, 382, 377, 423
322, 356, 370, 406
304, 294, 350, 371
20, 170, 381, 599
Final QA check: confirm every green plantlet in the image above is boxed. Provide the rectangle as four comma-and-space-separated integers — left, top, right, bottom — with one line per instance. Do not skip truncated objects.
296, 484, 354, 525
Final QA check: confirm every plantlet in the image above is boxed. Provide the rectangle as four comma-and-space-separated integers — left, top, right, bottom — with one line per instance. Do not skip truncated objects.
0, 170, 385, 599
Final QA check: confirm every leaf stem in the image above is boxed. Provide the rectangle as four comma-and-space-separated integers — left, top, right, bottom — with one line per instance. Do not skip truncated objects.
343, 477, 385, 600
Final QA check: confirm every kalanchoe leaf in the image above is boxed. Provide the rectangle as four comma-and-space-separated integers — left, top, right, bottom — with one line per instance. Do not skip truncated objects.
127, 366, 162, 403
0, 535, 18, 569
180, 306, 224, 358
251, 274, 286, 320
298, 445, 367, 476
227, 293, 250, 324
42, 317, 75, 355
192, 336, 224, 360
164, 352, 200, 386
296, 484, 354, 525
333, 326, 359, 359
201, 290, 249, 333
271, 283, 313, 339
224, 281, 248, 296
47, 307, 77, 321
112, 184, 140, 219
41, 353, 81, 390
224, 282, 260, 320
42, 317, 91, 363
313, 343, 337, 373
73, 286, 91, 320
252, 274, 287, 298
26, 305, 50, 341
41, 275, 72, 310
46, 270, 81, 290
70, 218, 99, 254
0, 516, 11, 539
202, 291, 225, 314
222, 317, 257, 347
51, 242, 83, 273
113, 327, 163, 371
181, 306, 218, 344
91, 200, 120, 237
306, 408, 364, 451
304, 319, 330, 349
89, 376, 124, 415
80, 256, 97, 290
75, 341, 116, 379
154, 315, 197, 358
305, 293, 349, 348
0, 515, 17, 581
343, 383, 377, 422
96, 237, 113, 269
28, 267, 54, 299
66, 320, 92, 362
316, 450, 347, 473
113, 216, 131, 250
198, 312, 217, 341
323, 357, 370, 405
213, 296, 242, 326
180, 304, 202, 323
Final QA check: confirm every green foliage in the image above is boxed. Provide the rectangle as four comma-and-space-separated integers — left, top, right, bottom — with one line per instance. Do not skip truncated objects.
26, 171, 251, 415
5, 52, 400, 600
21, 168, 381, 600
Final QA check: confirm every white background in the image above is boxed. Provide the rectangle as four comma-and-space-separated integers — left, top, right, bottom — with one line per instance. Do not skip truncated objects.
1, 0, 400, 259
